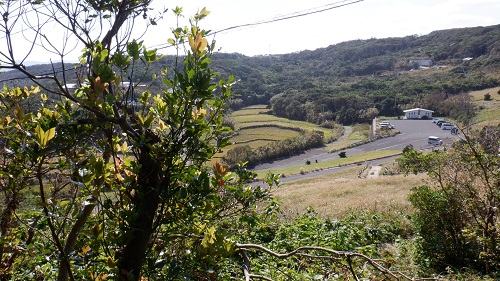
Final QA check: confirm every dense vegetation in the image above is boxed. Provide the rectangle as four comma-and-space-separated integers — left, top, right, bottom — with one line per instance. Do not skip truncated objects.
3, 24, 500, 125
214, 24, 500, 124
2, 1, 500, 279
398, 125, 500, 277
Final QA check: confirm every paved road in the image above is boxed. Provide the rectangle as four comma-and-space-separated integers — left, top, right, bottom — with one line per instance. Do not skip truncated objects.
253, 119, 459, 172
259, 155, 401, 185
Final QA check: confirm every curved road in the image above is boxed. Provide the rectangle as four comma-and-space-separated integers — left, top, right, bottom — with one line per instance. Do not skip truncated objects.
252, 119, 459, 183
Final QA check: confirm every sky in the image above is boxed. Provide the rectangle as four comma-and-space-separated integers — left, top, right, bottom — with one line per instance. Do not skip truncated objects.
2, 0, 500, 63
145, 0, 500, 56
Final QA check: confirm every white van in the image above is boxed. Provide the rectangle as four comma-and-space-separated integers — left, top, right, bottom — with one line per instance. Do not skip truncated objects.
428, 136, 443, 146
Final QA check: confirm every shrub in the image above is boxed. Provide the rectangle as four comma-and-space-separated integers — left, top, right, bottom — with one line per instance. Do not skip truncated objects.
402, 135, 500, 274
409, 186, 480, 271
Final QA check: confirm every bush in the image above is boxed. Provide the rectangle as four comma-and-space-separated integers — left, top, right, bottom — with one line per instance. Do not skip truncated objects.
244, 209, 411, 279
409, 186, 480, 271
484, 93, 492, 100
402, 136, 500, 274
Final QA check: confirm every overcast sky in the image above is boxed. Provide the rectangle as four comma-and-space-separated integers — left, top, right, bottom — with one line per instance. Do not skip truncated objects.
3, 0, 500, 63
147, 0, 500, 56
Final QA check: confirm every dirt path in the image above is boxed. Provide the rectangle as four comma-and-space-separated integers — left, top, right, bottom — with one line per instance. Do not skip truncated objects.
366, 165, 382, 179
338, 126, 352, 142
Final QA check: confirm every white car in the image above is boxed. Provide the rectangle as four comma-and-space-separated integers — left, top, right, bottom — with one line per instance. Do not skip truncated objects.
441, 124, 456, 130
428, 136, 443, 145
379, 121, 395, 129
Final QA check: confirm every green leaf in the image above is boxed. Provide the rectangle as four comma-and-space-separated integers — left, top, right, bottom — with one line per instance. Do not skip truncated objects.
35, 125, 45, 146
113, 51, 130, 68
143, 48, 158, 63
45, 127, 56, 143
58, 199, 71, 207
127, 40, 141, 60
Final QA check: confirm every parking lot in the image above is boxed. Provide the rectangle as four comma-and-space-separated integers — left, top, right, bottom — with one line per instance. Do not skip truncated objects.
371, 119, 459, 151
253, 119, 460, 171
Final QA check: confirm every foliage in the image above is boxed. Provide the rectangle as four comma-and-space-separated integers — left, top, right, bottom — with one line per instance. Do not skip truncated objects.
400, 136, 500, 275
235, 209, 413, 279
0, 4, 278, 281
4, 25, 500, 126
408, 185, 480, 271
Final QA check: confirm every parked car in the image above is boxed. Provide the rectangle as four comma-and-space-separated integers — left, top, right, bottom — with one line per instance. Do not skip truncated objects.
436, 120, 447, 127
379, 121, 395, 129
428, 136, 443, 145
441, 124, 456, 130
432, 118, 442, 123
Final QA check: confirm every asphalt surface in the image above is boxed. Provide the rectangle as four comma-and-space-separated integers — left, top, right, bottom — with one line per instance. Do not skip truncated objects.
252, 119, 460, 184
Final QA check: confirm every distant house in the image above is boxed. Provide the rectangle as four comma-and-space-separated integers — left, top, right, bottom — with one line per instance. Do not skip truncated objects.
409, 59, 433, 67
403, 108, 434, 119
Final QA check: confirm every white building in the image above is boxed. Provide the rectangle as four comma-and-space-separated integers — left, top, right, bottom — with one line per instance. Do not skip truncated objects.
403, 108, 434, 119
409, 59, 433, 67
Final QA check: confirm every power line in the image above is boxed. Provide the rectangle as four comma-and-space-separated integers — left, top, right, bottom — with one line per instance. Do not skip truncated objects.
153, 0, 364, 51
216, 0, 363, 35
0, 0, 364, 83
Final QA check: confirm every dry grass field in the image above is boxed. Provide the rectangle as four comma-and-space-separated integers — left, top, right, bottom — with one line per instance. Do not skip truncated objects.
470, 86, 500, 127
274, 165, 428, 219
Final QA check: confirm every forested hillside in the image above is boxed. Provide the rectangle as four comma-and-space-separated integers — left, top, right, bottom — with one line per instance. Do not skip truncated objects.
2, 24, 499, 125
213, 24, 500, 124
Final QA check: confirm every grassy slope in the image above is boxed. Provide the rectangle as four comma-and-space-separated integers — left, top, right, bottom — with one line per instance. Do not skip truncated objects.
274, 165, 427, 219
470, 86, 500, 127
254, 149, 401, 179
233, 105, 336, 138
273, 86, 500, 219
212, 105, 342, 164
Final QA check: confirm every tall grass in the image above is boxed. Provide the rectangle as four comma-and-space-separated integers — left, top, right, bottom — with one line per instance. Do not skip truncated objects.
274, 165, 427, 218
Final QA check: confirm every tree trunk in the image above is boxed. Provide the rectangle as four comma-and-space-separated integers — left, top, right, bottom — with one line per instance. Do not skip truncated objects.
117, 146, 161, 281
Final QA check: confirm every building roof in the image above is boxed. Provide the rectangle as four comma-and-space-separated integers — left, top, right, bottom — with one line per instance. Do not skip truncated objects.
403, 108, 434, 113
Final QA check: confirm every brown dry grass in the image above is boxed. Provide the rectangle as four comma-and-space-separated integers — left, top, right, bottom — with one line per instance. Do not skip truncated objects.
470, 86, 500, 127
274, 165, 428, 219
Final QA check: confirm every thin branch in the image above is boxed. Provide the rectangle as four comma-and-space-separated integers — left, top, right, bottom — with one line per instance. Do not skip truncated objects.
236, 243, 417, 280
37, 161, 75, 281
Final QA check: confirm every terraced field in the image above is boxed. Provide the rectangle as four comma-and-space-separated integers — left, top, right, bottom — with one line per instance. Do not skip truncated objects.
233, 105, 336, 137
212, 105, 342, 164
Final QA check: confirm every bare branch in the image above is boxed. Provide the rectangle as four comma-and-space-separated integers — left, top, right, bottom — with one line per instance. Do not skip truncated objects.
236, 243, 418, 280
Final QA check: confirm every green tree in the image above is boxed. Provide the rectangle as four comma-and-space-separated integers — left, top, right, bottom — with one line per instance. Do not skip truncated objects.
0, 2, 279, 280
0, 1, 425, 280
399, 138, 500, 274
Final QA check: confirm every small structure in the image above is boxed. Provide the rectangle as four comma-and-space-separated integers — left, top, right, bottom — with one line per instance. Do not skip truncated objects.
403, 108, 434, 119
409, 59, 433, 67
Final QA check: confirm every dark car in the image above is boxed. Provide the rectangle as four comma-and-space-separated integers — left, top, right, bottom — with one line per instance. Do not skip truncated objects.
436, 120, 447, 127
